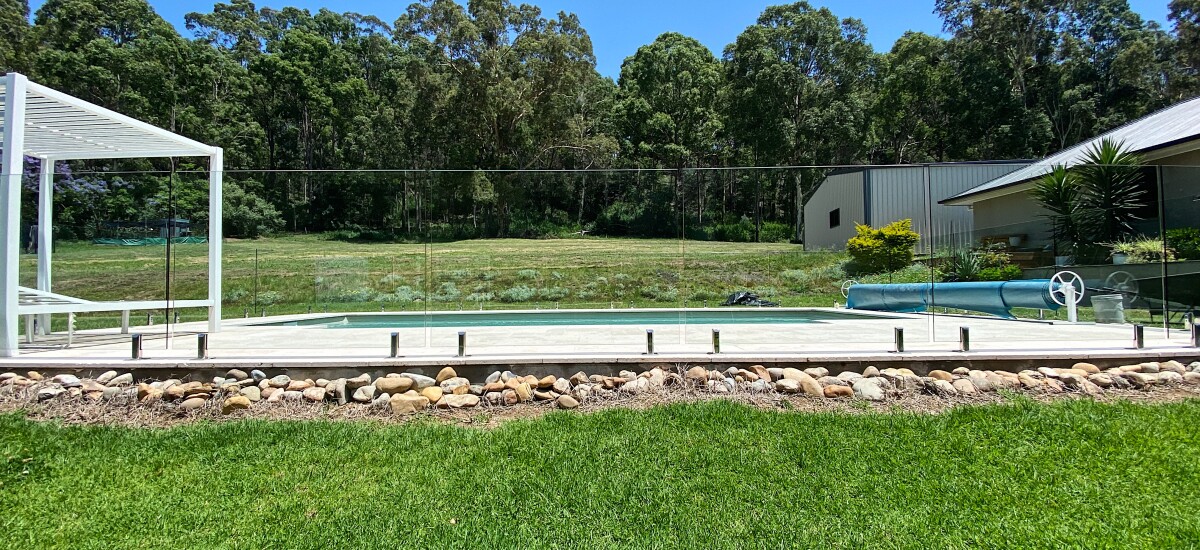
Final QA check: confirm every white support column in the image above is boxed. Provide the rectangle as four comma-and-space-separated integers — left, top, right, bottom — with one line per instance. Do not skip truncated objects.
207, 149, 223, 333
1, 73, 28, 357
37, 158, 53, 335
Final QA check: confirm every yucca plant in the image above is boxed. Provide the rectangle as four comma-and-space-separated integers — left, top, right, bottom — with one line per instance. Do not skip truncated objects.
1032, 165, 1083, 257
1033, 139, 1146, 256
1074, 138, 1147, 243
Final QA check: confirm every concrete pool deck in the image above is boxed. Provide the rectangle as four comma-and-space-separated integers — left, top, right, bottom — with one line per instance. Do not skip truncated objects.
4, 308, 1197, 378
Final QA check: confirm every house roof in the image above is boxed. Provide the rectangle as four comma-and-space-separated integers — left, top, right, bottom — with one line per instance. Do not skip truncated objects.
1, 73, 218, 161
942, 95, 1200, 205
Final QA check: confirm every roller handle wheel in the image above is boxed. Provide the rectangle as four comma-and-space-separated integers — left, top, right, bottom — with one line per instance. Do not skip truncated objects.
840, 280, 858, 299
1049, 271, 1085, 306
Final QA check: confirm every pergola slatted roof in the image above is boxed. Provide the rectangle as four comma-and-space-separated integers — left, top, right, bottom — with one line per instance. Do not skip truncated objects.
0, 78, 217, 160
1, 72, 224, 357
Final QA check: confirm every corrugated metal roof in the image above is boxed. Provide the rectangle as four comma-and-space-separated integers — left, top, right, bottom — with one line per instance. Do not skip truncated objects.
943, 95, 1200, 204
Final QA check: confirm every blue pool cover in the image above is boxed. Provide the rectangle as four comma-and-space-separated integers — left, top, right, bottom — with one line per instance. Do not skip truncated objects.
846, 280, 1061, 319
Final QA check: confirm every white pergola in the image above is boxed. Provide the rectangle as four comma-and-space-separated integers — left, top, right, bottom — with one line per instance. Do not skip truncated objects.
0, 72, 223, 357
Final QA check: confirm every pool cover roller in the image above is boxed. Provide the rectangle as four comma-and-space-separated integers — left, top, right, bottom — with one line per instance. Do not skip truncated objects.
846, 280, 1062, 319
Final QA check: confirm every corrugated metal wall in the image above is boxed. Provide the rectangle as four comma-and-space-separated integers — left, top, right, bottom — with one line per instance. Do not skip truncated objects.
802, 170, 864, 250
805, 163, 1029, 253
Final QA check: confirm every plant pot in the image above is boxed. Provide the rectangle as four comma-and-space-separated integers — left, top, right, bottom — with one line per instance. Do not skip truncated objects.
1112, 253, 1128, 265
1008, 236, 1022, 247
1055, 255, 1074, 266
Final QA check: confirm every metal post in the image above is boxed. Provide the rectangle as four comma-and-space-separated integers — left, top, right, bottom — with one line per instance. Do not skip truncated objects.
893, 327, 905, 353
1133, 324, 1144, 349
457, 331, 466, 357
711, 328, 720, 354
959, 326, 970, 352
1192, 321, 1199, 348
207, 149, 223, 333
131, 333, 143, 360
36, 159, 52, 336
390, 332, 400, 358
646, 329, 655, 355
197, 333, 208, 359
147, 313, 154, 326
1064, 284, 1078, 323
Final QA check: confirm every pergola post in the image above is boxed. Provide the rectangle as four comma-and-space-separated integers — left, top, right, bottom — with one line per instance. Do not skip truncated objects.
1, 73, 28, 357
208, 148, 223, 333
37, 158, 53, 335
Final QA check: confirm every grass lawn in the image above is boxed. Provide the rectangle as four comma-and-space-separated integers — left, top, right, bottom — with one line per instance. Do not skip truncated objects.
23, 236, 851, 330
3, 398, 1200, 548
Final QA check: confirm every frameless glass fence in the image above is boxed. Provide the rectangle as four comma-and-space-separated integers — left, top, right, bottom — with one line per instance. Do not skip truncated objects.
13, 164, 1198, 359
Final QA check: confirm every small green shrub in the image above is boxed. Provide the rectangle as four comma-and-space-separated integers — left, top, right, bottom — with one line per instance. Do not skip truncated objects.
333, 288, 375, 303
976, 244, 1012, 269
481, 271, 497, 281
223, 288, 249, 303
448, 269, 470, 280
499, 286, 536, 302
942, 248, 982, 282
977, 265, 1024, 281
846, 219, 920, 275
256, 290, 283, 306
688, 289, 724, 302
465, 292, 494, 302
432, 282, 461, 302
759, 222, 794, 243
393, 286, 425, 303
516, 269, 540, 280
1166, 228, 1200, 260
537, 287, 570, 300
640, 285, 679, 302
1110, 238, 1175, 263
711, 217, 754, 242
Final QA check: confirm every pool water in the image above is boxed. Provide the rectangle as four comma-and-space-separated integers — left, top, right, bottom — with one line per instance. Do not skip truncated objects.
257, 309, 889, 329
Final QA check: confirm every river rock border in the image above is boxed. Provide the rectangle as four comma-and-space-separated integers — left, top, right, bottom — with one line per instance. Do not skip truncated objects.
3, 361, 1199, 416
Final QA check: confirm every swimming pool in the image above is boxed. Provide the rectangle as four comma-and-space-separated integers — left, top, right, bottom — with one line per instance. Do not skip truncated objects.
256, 308, 892, 329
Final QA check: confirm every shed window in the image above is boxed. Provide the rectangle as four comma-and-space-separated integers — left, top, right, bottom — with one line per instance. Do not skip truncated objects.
829, 208, 841, 229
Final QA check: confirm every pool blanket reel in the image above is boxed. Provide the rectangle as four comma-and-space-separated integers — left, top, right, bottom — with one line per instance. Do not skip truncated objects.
845, 280, 1065, 319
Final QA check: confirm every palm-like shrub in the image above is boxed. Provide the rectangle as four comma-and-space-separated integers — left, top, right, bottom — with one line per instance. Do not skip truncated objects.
1074, 139, 1147, 243
1031, 165, 1083, 256
1033, 139, 1146, 255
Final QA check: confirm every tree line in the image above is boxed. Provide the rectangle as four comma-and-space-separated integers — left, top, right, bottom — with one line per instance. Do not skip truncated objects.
2, 0, 1198, 241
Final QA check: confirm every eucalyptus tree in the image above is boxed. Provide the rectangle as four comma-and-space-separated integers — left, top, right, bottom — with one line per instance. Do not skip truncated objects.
395, 0, 612, 235
724, 2, 875, 241
872, 32, 954, 163
1170, 0, 1200, 95
0, 0, 30, 72
615, 32, 724, 169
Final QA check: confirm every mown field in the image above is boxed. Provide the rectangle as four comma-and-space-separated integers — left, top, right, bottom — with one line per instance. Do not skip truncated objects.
21, 235, 1169, 331
3, 398, 1200, 548
22, 236, 857, 330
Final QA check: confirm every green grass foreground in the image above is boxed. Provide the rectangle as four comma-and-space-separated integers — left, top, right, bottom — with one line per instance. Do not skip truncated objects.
3, 399, 1200, 548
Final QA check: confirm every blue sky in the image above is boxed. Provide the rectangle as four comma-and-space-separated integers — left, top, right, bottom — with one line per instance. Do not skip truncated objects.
29, 0, 1173, 78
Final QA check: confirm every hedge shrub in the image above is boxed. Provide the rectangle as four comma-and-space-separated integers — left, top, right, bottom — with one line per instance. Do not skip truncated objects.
846, 219, 920, 274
